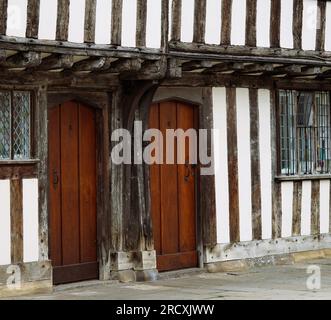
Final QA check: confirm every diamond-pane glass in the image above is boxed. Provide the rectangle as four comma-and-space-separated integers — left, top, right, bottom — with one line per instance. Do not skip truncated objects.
12, 91, 31, 160
0, 91, 11, 160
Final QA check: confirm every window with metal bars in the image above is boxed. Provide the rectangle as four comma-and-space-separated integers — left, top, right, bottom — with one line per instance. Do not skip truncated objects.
0, 91, 32, 161
279, 90, 331, 176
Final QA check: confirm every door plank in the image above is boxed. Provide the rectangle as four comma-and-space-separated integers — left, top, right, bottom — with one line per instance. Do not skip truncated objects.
79, 103, 97, 263
177, 103, 196, 253
160, 101, 179, 255
60, 101, 80, 265
49, 106, 62, 266
150, 103, 162, 255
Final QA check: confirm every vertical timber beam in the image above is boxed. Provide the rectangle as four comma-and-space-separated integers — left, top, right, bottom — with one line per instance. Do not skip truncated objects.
37, 86, 49, 261
84, 0, 97, 43
193, 0, 207, 43
245, 0, 257, 47
10, 179, 23, 264
161, 0, 169, 52
171, 0, 182, 42
271, 90, 282, 239
26, 0, 40, 39
136, 0, 147, 47
111, 0, 123, 46
270, 0, 281, 48
0, 0, 8, 35
226, 87, 240, 243
249, 88, 262, 240
292, 0, 303, 50
292, 181, 302, 236
221, 0, 232, 45
316, 0, 326, 51
56, 0, 70, 41
311, 180, 320, 235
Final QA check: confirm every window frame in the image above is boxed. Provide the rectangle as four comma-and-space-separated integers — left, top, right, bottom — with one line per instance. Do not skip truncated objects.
0, 89, 37, 164
276, 89, 331, 179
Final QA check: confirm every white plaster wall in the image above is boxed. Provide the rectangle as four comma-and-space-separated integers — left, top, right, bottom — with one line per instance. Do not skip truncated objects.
213, 87, 230, 244
301, 180, 312, 236
95, 0, 112, 44
38, 0, 57, 40
302, 0, 317, 50
231, 0, 246, 46
122, 0, 137, 47
0, 180, 11, 266
6, 0, 27, 37
68, 0, 86, 43
180, 0, 194, 42
236, 88, 252, 242
205, 0, 222, 45
258, 89, 272, 240
281, 181, 293, 238
326, 1, 331, 51
256, 0, 271, 47
23, 179, 39, 263
320, 180, 330, 234
146, 0, 162, 48
280, 0, 293, 48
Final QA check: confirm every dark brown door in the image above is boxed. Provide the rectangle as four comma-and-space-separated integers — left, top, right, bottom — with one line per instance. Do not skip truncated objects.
150, 101, 198, 272
49, 101, 98, 285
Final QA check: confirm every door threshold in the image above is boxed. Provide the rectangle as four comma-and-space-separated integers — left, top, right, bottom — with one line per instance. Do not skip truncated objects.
157, 267, 206, 281
54, 279, 119, 293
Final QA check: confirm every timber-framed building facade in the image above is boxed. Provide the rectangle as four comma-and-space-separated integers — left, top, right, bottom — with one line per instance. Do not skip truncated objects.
1, 0, 331, 296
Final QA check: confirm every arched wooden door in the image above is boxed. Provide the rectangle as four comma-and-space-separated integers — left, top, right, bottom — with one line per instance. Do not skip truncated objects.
49, 101, 98, 285
150, 101, 198, 272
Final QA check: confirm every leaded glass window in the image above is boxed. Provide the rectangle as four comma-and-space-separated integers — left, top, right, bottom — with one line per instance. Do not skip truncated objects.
279, 90, 331, 176
0, 91, 31, 160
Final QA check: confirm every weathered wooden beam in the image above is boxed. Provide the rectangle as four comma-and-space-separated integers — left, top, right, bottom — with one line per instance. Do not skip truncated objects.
270, 0, 281, 48
240, 63, 274, 74
221, 0, 232, 45
167, 58, 183, 78
292, 0, 303, 50
10, 179, 23, 264
26, 0, 40, 39
0, 0, 8, 35
84, 0, 97, 43
111, 0, 123, 46
227, 87, 240, 243
316, 0, 326, 51
292, 181, 302, 236
37, 54, 74, 71
249, 88, 262, 240
161, 0, 169, 52
182, 60, 214, 72
56, 0, 70, 41
206, 62, 245, 73
72, 57, 117, 72
4, 51, 41, 68
171, 0, 182, 41
193, 0, 207, 43
136, 0, 147, 47
311, 180, 320, 235
245, 0, 257, 47
110, 58, 143, 73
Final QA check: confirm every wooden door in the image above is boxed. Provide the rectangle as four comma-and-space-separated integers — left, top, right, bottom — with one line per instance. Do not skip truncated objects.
49, 101, 98, 285
150, 101, 198, 272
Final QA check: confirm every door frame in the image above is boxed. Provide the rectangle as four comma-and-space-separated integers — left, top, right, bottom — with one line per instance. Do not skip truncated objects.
150, 94, 214, 269
47, 91, 110, 281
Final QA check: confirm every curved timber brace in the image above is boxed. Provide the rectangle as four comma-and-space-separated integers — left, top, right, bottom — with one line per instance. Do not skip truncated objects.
110, 81, 159, 281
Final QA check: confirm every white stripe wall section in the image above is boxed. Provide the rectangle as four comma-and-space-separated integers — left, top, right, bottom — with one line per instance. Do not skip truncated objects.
212, 87, 331, 248
23, 179, 39, 263
0, 180, 11, 266
0, 179, 39, 266
3, 0, 331, 51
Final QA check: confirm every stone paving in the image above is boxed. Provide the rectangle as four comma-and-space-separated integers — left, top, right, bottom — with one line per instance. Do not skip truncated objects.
4, 258, 331, 300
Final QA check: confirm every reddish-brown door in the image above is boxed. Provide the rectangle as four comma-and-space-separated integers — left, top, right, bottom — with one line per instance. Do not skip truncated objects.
49, 101, 98, 285
150, 101, 198, 272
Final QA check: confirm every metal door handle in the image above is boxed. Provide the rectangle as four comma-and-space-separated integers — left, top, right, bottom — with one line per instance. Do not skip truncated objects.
53, 170, 59, 186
